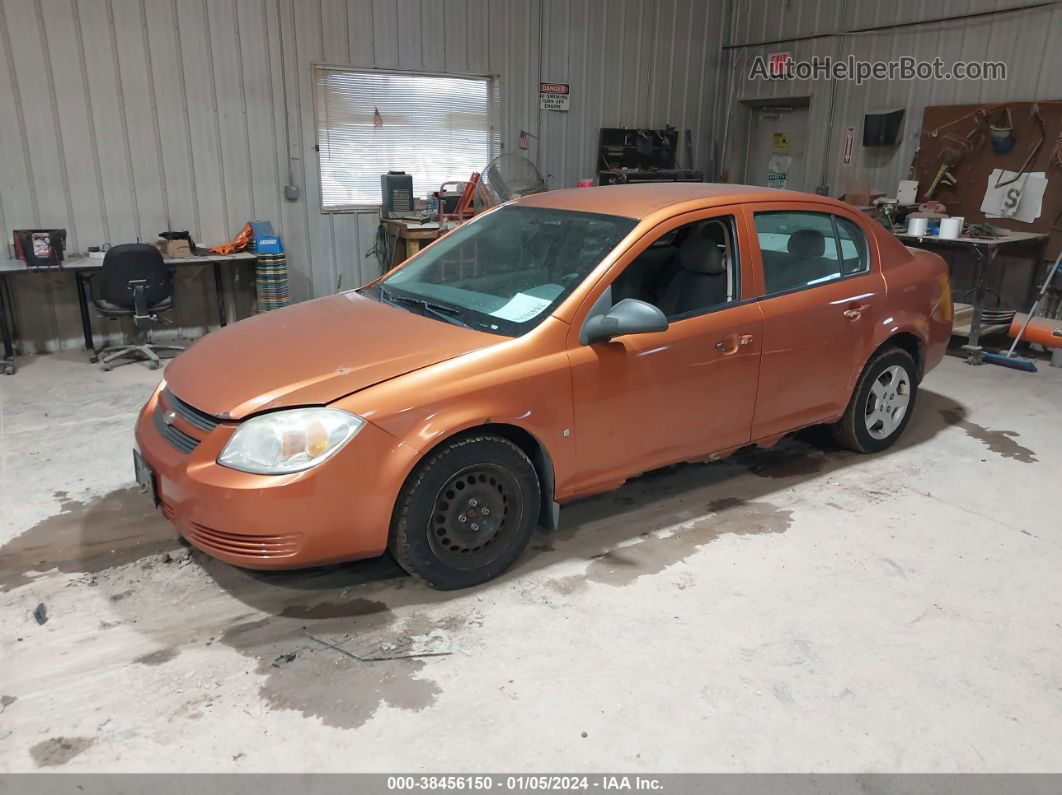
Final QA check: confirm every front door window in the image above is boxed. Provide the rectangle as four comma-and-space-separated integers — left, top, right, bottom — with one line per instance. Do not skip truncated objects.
609, 216, 740, 319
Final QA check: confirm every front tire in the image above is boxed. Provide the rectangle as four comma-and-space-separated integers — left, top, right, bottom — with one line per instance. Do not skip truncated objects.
389, 434, 541, 590
832, 347, 918, 453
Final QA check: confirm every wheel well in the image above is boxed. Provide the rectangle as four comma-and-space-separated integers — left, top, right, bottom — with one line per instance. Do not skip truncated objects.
881, 332, 924, 380
413, 423, 558, 530
477, 424, 557, 528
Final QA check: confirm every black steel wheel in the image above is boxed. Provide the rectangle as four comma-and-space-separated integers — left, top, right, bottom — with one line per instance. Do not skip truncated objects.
389, 434, 540, 589
427, 463, 522, 570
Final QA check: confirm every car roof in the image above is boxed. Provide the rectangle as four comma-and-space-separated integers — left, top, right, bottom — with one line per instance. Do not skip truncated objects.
511, 183, 841, 219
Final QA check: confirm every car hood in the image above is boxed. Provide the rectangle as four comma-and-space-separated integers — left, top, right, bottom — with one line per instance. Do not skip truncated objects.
163, 292, 499, 419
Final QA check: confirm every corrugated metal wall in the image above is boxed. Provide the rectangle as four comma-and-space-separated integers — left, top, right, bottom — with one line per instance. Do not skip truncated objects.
536, 0, 727, 189
0, 0, 727, 353
723, 0, 1062, 197
10, 0, 1050, 355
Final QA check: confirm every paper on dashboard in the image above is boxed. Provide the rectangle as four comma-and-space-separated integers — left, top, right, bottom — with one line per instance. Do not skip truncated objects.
489, 292, 552, 323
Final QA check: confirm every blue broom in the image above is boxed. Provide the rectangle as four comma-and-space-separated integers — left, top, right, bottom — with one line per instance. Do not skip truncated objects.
982, 251, 1061, 372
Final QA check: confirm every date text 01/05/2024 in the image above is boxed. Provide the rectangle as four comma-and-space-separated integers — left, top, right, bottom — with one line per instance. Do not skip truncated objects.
385, 775, 664, 791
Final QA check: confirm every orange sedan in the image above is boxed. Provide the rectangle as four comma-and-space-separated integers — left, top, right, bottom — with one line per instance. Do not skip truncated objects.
134, 184, 952, 589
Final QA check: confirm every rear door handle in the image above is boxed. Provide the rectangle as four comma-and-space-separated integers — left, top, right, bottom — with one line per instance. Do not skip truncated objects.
843, 303, 871, 320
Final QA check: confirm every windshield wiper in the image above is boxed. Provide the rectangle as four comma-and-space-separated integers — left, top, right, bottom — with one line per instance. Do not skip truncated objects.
378, 286, 473, 329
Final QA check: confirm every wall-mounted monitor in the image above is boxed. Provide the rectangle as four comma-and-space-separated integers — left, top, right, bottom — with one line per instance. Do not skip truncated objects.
863, 109, 905, 146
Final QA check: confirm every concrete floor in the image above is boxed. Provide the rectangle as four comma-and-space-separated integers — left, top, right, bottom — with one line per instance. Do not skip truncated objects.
0, 351, 1059, 772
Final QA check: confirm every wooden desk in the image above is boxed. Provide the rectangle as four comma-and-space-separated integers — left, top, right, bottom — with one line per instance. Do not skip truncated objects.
895, 229, 1048, 364
0, 251, 257, 374
382, 219, 440, 266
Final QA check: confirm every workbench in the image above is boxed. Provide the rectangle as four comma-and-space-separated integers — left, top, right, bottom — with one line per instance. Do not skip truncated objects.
0, 251, 257, 374
381, 219, 440, 266
894, 229, 1048, 365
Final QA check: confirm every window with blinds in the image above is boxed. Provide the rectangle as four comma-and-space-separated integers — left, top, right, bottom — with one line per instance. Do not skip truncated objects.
313, 66, 501, 211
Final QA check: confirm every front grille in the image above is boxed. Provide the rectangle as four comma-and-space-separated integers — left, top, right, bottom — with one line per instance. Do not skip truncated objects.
184, 523, 302, 559
162, 388, 220, 433
154, 389, 222, 454
153, 406, 200, 453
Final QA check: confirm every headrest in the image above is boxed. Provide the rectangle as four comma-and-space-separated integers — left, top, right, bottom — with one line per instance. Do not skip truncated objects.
678, 225, 726, 274
787, 228, 825, 258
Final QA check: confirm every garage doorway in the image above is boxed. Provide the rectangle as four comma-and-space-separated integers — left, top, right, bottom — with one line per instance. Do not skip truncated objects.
743, 100, 811, 192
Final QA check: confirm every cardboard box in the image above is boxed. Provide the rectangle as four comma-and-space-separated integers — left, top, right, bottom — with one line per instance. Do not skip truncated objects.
842, 191, 885, 207
156, 237, 193, 258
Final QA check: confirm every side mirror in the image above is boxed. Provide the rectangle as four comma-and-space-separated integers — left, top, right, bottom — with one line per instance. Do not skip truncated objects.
582, 298, 668, 345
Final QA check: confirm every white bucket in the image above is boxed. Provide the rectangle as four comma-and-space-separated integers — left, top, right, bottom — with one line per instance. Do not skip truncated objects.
938, 217, 963, 239
907, 217, 928, 236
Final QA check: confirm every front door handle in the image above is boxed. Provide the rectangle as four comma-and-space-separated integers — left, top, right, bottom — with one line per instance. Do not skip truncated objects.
714, 333, 753, 354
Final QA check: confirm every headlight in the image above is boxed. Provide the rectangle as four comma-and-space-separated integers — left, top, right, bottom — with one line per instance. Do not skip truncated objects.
217, 408, 365, 474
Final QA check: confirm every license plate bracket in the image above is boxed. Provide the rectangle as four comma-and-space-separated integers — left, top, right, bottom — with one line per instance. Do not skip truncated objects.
133, 449, 158, 506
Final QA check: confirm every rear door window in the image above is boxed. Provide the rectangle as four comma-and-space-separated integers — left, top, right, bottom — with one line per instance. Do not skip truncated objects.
754, 211, 869, 295
835, 216, 869, 276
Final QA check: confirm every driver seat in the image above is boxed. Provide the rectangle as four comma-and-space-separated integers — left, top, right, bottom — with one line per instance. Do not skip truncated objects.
654, 224, 728, 316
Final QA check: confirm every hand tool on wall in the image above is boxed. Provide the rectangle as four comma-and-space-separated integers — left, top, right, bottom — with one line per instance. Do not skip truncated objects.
925, 133, 973, 199
994, 104, 1046, 188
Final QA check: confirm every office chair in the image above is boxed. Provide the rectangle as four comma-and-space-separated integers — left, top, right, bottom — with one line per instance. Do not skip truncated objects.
92, 243, 183, 371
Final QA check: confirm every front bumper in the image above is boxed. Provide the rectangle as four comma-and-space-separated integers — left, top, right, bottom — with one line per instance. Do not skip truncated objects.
134, 385, 419, 569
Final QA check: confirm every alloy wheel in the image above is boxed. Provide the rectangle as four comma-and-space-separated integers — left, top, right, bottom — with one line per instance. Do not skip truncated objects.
864, 364, 911, 440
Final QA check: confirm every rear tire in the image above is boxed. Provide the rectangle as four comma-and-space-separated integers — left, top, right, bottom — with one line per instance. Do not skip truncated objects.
832, 347, 918, 453
389, 434, 540, 590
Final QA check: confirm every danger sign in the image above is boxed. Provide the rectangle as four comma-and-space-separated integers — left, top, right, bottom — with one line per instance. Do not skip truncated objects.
539, 82, 570, 111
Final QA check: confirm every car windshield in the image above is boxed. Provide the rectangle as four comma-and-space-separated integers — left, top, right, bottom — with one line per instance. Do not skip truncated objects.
367, 205, 637, 336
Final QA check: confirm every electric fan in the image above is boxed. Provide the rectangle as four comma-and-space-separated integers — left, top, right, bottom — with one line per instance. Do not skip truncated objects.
481, 153, 547, 203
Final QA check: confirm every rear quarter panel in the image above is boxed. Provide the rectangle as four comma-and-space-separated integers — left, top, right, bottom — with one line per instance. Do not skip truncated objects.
873, 228, 952, 379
